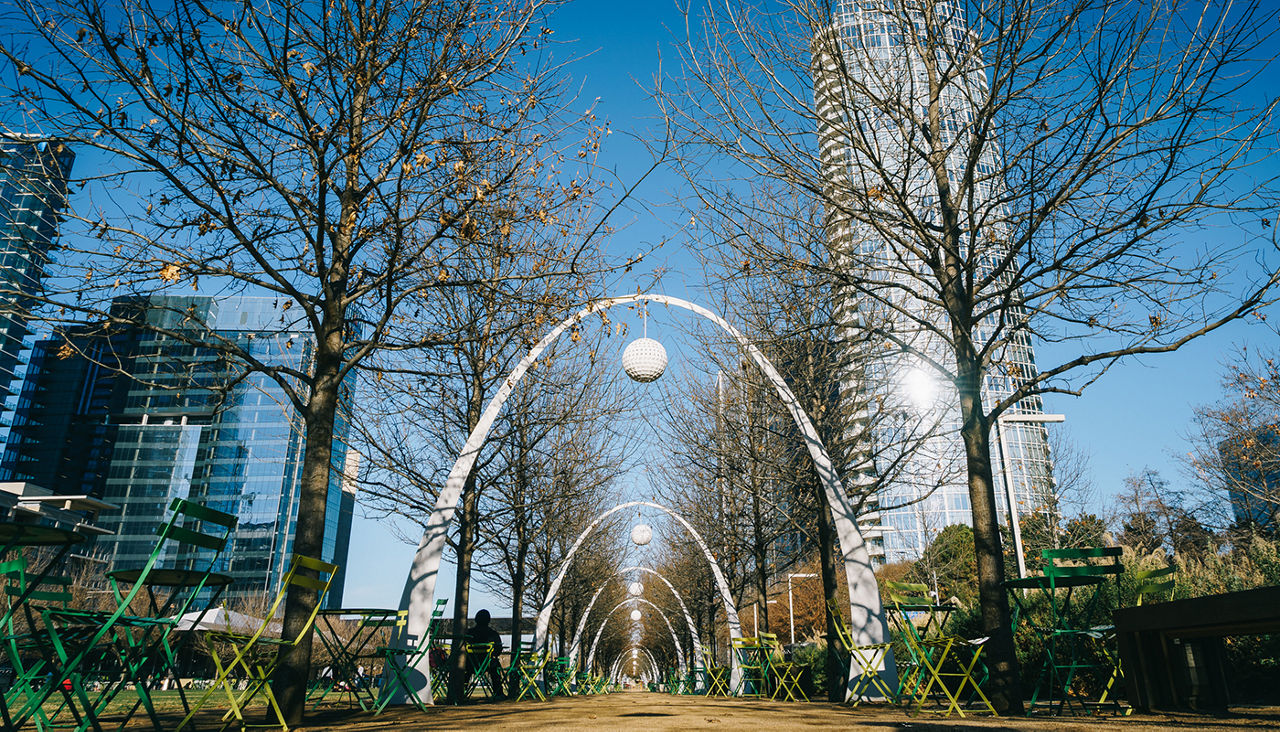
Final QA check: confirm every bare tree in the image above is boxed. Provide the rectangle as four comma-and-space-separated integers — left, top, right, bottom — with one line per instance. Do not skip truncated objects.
659, 190, 961, 698
0, 0, 641, 719
473, 333, 637, 663
664, 0, 1279, 709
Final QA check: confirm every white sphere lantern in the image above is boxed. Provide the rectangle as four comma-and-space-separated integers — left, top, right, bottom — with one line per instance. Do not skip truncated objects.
628, 581, 644, 596
631, 523, 652, 546
630, 609, 642, 621
621, 338, 668, 383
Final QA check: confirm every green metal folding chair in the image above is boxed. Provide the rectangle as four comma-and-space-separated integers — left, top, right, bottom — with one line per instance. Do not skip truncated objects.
2, 566, 77, 731
1031, 547, 1124, 716
685, 652, 706, 695
374, 599, 448, 714
177, 554, 339, 732
546, 656, 574, 697
731, 636, 766, 698
13, 499, 237, 732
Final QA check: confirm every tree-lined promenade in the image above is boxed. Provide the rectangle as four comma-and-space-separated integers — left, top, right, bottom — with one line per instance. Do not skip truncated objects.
0, 0, 1277, 729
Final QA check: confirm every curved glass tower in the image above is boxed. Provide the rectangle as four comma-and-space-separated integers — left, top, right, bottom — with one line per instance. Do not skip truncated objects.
814, 0, 1057, 563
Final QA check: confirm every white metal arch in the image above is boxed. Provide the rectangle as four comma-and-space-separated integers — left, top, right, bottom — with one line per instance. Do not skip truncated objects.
536, 503, 725, 658
612, 645, 658, 682
568, 566, 702, 669
586, 597, 685, 673
614, 646, 658, 683
395, 293, 893, 702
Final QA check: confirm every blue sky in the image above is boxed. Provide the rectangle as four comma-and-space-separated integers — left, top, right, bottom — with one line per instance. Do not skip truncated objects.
344, 1, 1280, 612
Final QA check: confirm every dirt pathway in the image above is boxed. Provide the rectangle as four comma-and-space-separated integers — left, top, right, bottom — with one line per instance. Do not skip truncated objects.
273, 690, 1280, 731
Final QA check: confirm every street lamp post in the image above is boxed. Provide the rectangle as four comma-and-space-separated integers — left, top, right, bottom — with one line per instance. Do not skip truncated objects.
786, 573, 818, 645
751, 600, 780, 636
995, 413, 1065, 578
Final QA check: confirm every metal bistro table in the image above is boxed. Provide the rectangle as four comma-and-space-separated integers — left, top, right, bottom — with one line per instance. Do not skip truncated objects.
1005, 573, 1107, 715
310, 608, 401, 710
0, 523, 86, 617
103, 567, 234, 727
0, 522, 86, 729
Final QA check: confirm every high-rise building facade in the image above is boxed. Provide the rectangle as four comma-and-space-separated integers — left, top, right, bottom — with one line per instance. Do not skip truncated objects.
0, 135, 75, 449
1219, 424, 1279, 532
1, 295, 355, 605
815, 1, 1057, 563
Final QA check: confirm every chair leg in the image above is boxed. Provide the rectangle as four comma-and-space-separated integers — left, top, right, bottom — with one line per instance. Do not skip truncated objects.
955, 646, 997, 716
913, 640, 966, 717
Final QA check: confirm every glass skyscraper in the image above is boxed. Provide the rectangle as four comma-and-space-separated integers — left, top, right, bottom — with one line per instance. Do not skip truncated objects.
815, 1, 1057, 563
0, 134, 75, 449
1, 295, 355, 605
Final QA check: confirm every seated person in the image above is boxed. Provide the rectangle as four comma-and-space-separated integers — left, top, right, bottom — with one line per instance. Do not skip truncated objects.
464, 609, 506, 699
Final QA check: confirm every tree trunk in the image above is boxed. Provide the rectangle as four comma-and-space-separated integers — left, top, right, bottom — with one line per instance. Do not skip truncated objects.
816, 493, 844, 702
955, 356, 1023, 714
751, 486, 770, 634
509, 448, 529, 691
510, 527, 527, 671
273, 345, 342, 725
557, 606, 567, 660
446, 472, 479, 703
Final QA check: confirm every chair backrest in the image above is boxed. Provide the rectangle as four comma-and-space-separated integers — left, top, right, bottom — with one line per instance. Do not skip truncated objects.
1, 556, 28, 622
758, 631, 783, 658
1041, 546, 1123, 580
730, 635, 764, 668
426, 598, 448, 643
3, 559, 72, 626
157, 498, 239, 556
10, 573, 73, 607
884, 580, 933, 606
824, 597, 856, 652
884, 580, 955, 644
1133, 565, 1175, 606
251, 553, 339, 648
112, 498, 239, 614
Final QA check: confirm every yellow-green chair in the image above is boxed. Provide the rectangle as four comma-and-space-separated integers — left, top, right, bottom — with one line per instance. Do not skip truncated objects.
177, 554, 339, 732
701, 648, 730, 696
829, 600, 895, 704
885, 580, 994, 717
759, 632, 806, 701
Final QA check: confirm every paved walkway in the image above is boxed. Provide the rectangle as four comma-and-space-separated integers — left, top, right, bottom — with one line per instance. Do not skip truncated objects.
278, 691, 1280, 731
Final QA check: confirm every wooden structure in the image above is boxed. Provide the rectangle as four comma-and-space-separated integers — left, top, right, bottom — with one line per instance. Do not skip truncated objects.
1113, 586, 1280, 712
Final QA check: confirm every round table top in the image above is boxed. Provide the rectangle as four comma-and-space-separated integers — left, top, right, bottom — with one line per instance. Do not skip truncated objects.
106, 568, 233, 588
1004, 574, 1106, 590
316, 608, 400, 617
890, 601, 958, 612
0, 522, 86, 548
